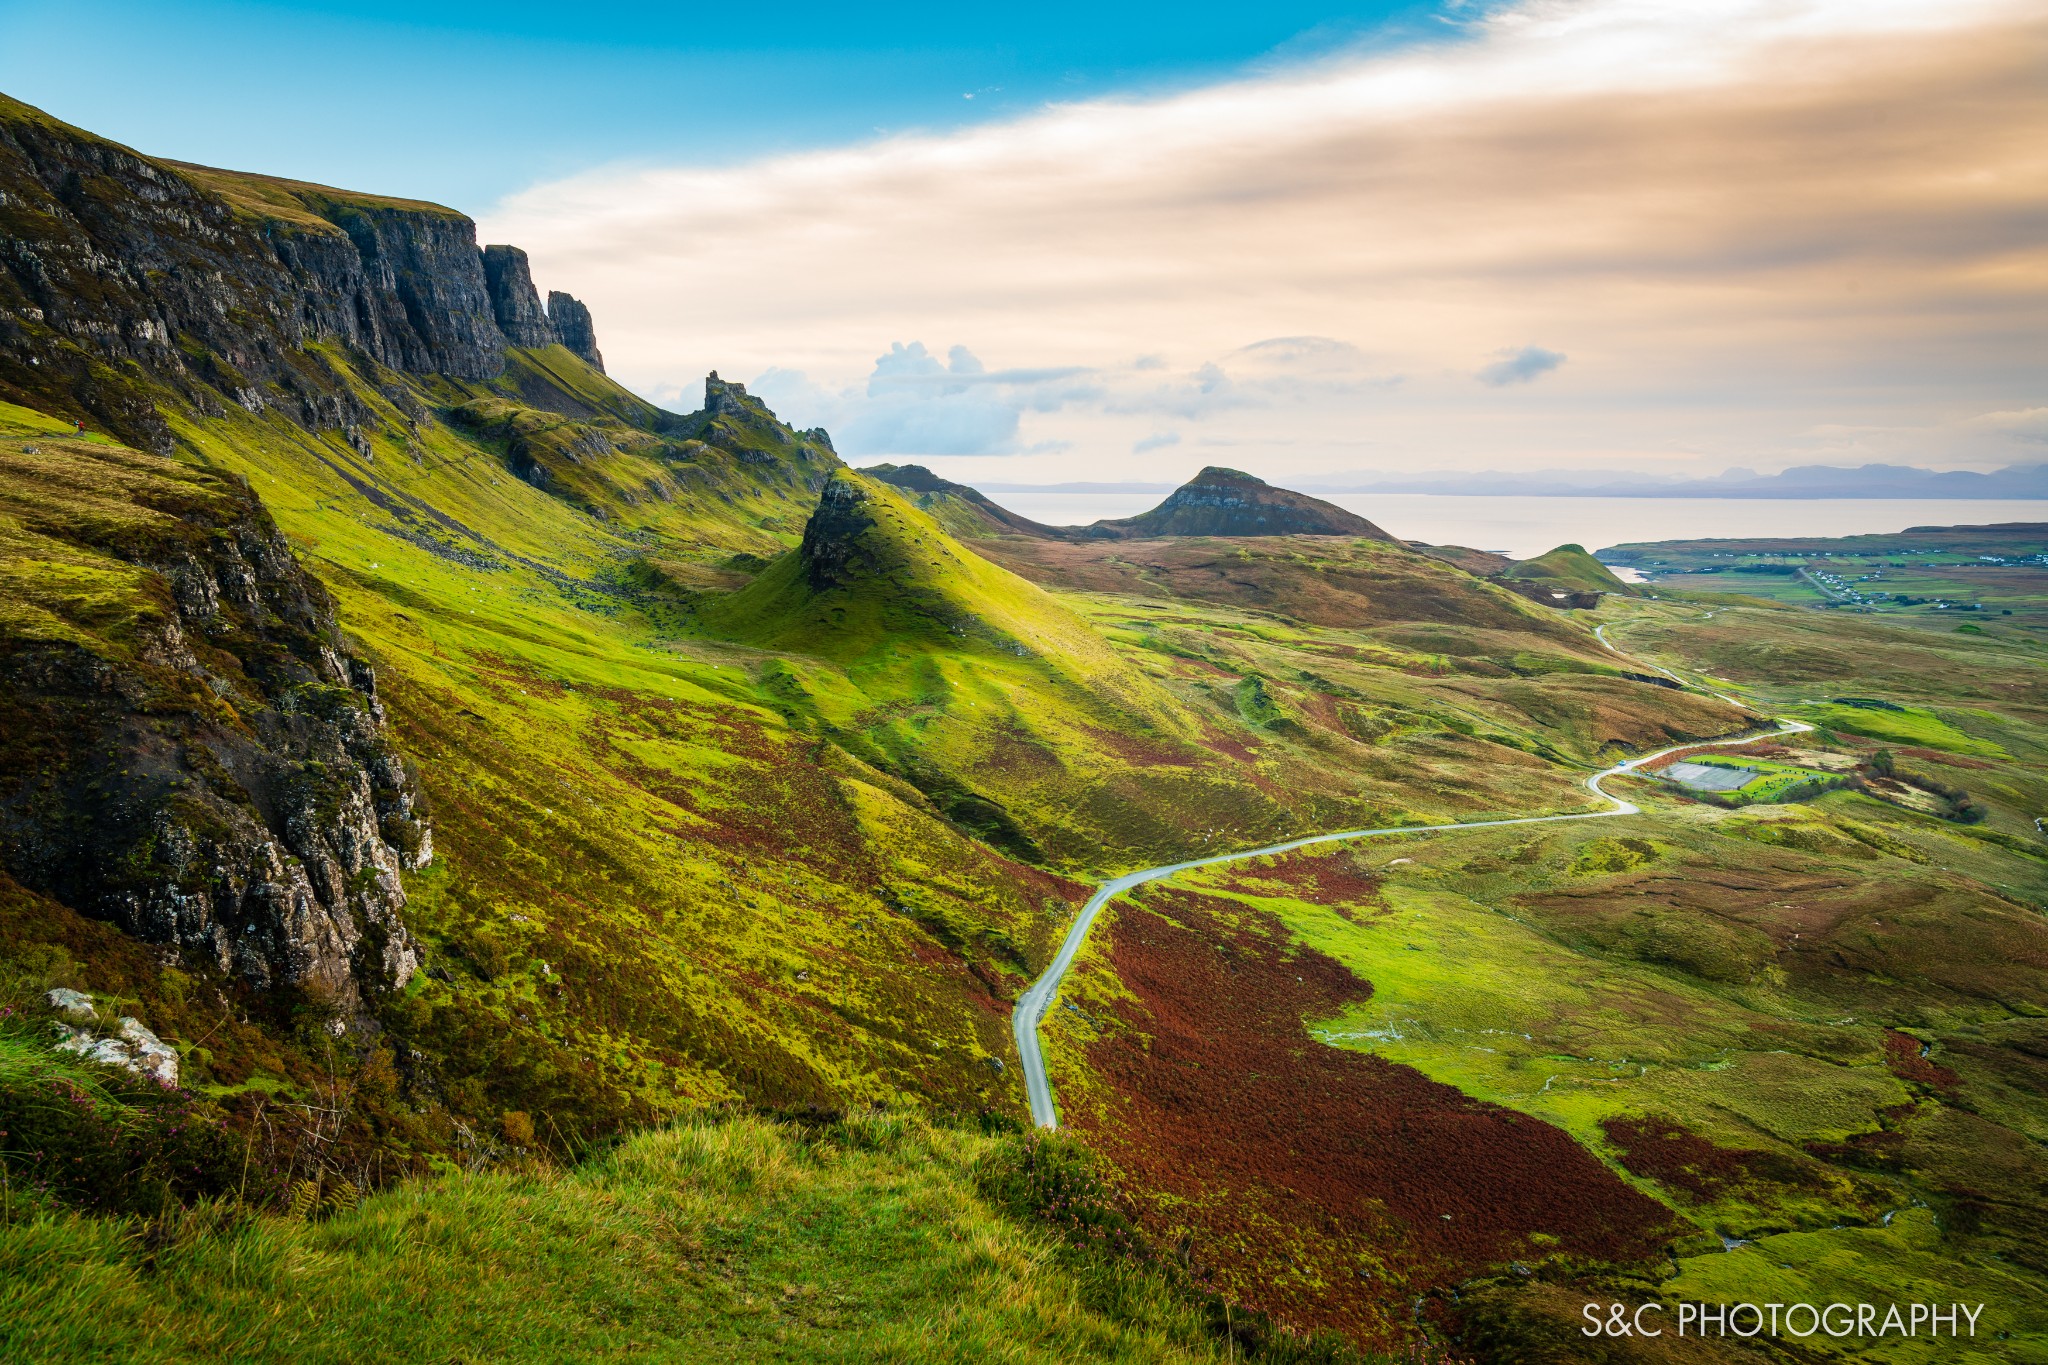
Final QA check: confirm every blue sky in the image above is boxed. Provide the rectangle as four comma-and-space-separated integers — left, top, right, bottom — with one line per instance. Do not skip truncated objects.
3, 0, 2039, 482
0, 0, 1442, 210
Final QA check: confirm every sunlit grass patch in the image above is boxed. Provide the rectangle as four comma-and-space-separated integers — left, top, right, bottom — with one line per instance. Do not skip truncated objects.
0, 1113, 1238, 1365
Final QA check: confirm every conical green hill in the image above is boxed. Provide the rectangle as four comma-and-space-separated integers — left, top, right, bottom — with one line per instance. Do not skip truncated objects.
700, 470, 1169, 715
1504, 542, 1636, 596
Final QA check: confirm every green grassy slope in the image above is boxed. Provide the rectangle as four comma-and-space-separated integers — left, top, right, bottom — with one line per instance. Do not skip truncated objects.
0, 1111, 1240, 1365
1503, 542, 1636, 596
0, 355, 1066, 1159
862, 463, 1065, 539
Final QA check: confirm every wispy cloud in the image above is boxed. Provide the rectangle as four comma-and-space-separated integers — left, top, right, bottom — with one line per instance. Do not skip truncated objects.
1476, 345, 1566, 386
488, 0, 2048, 480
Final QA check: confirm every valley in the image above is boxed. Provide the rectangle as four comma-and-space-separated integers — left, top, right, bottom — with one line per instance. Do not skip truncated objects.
0, 89, 2044, 1365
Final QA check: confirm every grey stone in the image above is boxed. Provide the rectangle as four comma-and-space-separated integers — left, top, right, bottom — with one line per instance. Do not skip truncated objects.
53, 1018, 179, 1087
45, 987, 95, 1019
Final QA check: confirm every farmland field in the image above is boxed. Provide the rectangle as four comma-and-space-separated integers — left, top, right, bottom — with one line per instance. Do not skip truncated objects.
1598, 524, 2048, 631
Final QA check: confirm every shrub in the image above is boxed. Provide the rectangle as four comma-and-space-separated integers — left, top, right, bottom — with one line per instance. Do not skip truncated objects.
0, 1025, 253, 1217
974, 1128, 1151, 1262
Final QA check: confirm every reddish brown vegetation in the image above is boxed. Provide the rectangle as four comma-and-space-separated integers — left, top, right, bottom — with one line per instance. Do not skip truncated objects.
1900, 747, 1996, 770
1882, 1029, 1961, 1093
1084, 725, 1201, 769
977, 536, 1577, 636
1599, 1115, 1818, 1203
1072, 886, 1681, 1345
1805, 1123, 1909, 1172
1220, 850, 1386, 916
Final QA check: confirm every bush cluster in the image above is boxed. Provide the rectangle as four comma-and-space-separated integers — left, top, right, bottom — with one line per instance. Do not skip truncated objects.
0, 1025, 253, 1217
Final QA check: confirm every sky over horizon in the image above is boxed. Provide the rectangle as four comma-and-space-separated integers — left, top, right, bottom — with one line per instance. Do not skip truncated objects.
5, 0, 2044, 485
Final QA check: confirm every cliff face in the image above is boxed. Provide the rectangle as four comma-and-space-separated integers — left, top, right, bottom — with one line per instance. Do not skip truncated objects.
483, 244, 557, 349
547, 290, 604, 371
0, 435, 431, 1016
0, 95, 600, 452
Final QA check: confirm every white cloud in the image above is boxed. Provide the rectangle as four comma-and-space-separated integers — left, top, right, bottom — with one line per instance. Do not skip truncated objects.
748, 342, 1100, 457
1965, 408, 2048, 445
492, 0, 2048, 481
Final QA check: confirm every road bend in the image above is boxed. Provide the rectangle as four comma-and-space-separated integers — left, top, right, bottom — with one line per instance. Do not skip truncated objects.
1012, 628, 1807, 1128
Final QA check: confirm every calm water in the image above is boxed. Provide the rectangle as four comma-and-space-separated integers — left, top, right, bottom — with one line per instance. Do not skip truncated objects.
978, 491, 2048, 563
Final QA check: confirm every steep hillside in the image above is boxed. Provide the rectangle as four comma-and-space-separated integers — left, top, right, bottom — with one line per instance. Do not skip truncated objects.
0, 94, 1069, 1167
0, 97, 595, 448
1078, 467, 1394, 541
0, 409, 429, 1016
703, 470, 1149, 690
863, 462, 1063, 538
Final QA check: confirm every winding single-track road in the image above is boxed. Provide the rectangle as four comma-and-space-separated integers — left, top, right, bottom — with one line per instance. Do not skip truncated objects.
1012, 626, 1808, 1128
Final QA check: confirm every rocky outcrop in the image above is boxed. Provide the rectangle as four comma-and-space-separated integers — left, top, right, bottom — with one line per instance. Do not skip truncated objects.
0, 441, 430, 1018
701, 371, 770, 420
799, 471, 884, 591
483, 245, 558, 348
0, 94, 607, 451
51, 997, 180, 1086
547, 290, 604, 371
1078, 467, 1396, 541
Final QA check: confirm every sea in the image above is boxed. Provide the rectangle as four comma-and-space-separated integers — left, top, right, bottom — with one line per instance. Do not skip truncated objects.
977, 492, 2048, 564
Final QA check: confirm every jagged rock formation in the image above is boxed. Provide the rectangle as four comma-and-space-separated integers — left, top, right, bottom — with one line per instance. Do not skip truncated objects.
0, 94, 603, 453
706, 469, 1154, 678
1080, 467, 1395, 541
482, 244, 558, 348
700, 371, 770, 420
547, 290, 604, 371
0, 438, 431, 1017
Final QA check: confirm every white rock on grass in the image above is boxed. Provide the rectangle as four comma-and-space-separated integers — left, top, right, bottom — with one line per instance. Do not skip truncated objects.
51, 1016, 180, 1088
45, 987, 96, 1020
118, 1018, 181, 1086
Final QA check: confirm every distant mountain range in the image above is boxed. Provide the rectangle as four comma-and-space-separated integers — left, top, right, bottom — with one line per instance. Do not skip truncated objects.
980, 463, 2048, 500
1293, 463, 2048, 499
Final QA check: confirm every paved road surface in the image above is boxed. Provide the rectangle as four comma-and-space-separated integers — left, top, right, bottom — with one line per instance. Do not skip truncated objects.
1011, 626, 1806, 1128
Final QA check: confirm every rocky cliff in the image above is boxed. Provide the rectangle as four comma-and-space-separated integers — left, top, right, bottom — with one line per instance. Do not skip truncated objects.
482, 244, 557, 348
0, 433, 431, 1017
547, 290, 604, 371
0, 94, 601, 453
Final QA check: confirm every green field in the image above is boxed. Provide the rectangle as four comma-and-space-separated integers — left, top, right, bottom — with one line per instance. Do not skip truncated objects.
1599, 524, 2048, 633
1658, 752, 1847, 802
